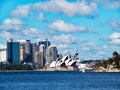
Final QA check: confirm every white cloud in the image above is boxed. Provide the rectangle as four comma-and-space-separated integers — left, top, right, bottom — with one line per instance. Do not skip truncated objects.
109, 32, 120, 45
91, 0, 120, 9
22, 27, 50, 39
109, 32, 120, 39
3, 18, 23, 25
38, 13, 45, 21
110, 19, 120, 30
52, 34, 77, 44
81, 47, 90, 51
105, 1, 120, 9
55, 44, 69, 49
9, 0, 97, 18
103, 45, 108, 49
80, 41, 101, 53
23, 28, 39, 35
0, 18, 23, 31
32, 0, 97, 16
0, 44, 6, 49
110, 39, 120, 45
78, 41, 116, 60
79, 42, 112, 60
91, 0, 108, 3
82, 42, 97, 47
0, 31, 12, 39
49, 20, 89, 32
11, 4, 31, 17
0, 18, 49, 40
97, 51, 107, 55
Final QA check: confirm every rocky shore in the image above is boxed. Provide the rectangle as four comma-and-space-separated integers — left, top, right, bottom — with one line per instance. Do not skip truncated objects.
94, 65, 120, 72
93, 51, 120, 72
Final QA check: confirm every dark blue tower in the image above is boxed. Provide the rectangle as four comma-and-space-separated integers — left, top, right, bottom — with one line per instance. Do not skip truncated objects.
7, 39, 20, 63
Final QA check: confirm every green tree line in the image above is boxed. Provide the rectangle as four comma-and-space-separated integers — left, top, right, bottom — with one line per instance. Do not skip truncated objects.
0, 63, 33, 70
95, 51, 120, 69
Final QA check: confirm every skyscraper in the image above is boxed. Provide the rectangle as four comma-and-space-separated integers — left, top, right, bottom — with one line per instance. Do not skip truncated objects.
20, 44, 25, 63
38, 39, 51, 65
19, 40, 26, 63
7, 39, 20, 63
34, 51, 43, 69
25, 40, 32, 62
32, 43, 38, 62
39, 45, 46, 66
47, 46, 58, 64
38, 39, 51, 49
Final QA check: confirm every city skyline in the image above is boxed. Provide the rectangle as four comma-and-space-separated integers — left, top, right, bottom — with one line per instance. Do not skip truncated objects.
0, 0, 120, 60
4, 39, 57, 67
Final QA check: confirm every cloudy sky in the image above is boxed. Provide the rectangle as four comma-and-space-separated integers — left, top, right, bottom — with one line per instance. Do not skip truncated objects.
0, 0, 120, 60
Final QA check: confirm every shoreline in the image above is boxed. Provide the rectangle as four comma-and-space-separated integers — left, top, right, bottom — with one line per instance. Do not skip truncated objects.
0, 69, 79, 72
0, 69, 120, 72
0, 70, 33, 72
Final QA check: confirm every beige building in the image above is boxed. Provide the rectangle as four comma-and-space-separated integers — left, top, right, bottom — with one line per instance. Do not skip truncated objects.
48, 46, 58, 64
39, 45, 46, 66
20, 45, 25, 63
34, 51, 44, 69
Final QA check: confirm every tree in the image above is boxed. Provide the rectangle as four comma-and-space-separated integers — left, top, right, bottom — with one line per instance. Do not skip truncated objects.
113, 51, 119, 57
112, 51, 120, 69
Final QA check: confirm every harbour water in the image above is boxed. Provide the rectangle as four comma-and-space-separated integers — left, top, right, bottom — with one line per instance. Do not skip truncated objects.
0, 71, 120, 90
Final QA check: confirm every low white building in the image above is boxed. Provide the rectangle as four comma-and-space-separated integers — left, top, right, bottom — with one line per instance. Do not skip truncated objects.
0, 48, 6, 62
0, 45, 7, 62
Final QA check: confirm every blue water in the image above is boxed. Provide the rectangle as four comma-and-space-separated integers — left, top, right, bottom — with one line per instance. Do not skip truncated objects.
0, 71, 120, 90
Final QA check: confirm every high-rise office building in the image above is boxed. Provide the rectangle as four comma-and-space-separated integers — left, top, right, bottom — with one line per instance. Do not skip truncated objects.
19, 40, 38, 63
7, 39, 20, 63
20, 44, 25, 63
38, 39, 51, 49
47, 46, 58, 64
19, 40, 26, 63
32, 43, 38, 62
25, 40, 32, 62
34, 51, 43, 69
39, 45, 46, 66
38, 39, 51, 65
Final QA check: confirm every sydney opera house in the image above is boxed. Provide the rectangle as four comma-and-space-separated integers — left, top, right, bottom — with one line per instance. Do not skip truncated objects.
50, 51, 79, 69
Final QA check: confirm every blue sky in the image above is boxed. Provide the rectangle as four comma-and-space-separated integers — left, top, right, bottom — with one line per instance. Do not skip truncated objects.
0, 0, 120, 60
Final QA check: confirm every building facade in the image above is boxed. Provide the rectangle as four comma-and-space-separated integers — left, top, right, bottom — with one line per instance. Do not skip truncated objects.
32, 43, 38, 62
7, 39, 20, 63
39, 45, 46, 66
20, 44, 25, 63
34, 51, 43, 69
25, 40, 32, 62
0, 48, 6, 62
38, 39, 51, 49
48, 46, 58, 64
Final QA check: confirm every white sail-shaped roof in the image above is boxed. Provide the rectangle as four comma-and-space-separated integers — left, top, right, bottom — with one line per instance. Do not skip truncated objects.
50, 61, 56, 68
67, 60, 76, 66
49, 51, 79, 67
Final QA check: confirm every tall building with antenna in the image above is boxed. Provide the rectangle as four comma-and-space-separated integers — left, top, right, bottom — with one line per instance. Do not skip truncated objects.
38, 39, 51, 49
38, 39, 51, 65
39, 44, 46, 66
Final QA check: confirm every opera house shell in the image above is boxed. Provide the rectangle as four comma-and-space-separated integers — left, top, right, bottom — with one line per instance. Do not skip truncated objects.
50, 51, 78, 68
